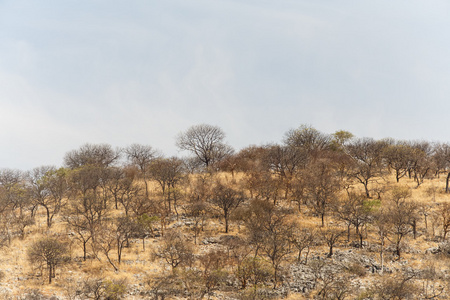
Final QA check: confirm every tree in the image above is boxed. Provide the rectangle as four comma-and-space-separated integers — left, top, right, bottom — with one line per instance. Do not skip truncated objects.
27, 237, 69, 284
304, 157, 341, 227
80, 277, 128, 300
407, 141, 433, 187
333, 193, 373, 246
369, 273, 418, 300
0, 169, 29, 217
92, 217, 138, 271
439, 202, 450, 241
125, 144, 159, 199
235, 256, 273, 290
149, 157, 185, 215
27, 166, 67, 228
346, 138, 386, 198
210, 182, 245, 233
373, 206, 390, 275
64, 143, 121, 169
244, 199, 294, 288
176, 124, 233, 169
283, 124, 331, 159
152, 230, 194, 273
320, 227, 345, 258
291, 227, 316, 264
184, 198, 208, 245
330, 130, 354, 152
386, 186, 417, 259
64, 166, 110, 261
383, 142, 415, 183
262, 144, 307, 201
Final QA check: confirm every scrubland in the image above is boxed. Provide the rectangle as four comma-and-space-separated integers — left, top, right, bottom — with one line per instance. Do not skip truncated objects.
2, 125, 450, 299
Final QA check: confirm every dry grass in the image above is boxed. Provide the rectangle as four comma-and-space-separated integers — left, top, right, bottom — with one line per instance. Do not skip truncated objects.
1, 171, 450, 298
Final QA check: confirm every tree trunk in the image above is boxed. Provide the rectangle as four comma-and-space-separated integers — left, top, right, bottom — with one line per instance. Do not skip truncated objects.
45, 205, 51, 228
83, 240, 88, 261
380, 235, 384, 275
446, 172, 450, 193
328, 245, 333, 257
364, 182, 370, 198
48, 264, 52, 284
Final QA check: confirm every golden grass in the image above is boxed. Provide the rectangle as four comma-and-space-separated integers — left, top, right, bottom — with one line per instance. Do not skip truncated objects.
1, 171, 450, 298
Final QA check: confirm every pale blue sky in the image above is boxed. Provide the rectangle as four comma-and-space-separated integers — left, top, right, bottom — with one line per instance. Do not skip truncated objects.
1, 1, 450, 169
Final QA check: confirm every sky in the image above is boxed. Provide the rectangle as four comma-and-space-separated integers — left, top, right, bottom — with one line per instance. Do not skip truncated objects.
1, 0, 450, 170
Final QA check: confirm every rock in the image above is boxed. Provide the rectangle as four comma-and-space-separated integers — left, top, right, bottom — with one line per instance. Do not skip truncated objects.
202, 237, 218, 245
426, 246, 440, 254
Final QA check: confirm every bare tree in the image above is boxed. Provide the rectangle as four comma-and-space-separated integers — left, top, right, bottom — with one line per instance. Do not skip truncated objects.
27, 237, 69, 284
64, 166, 110, 261
291, 227, 316, 264
262, 144, 307, 201
333, 193, 373, 246
439, 202, 450, 240
176, 124, 233, 169
283, 124, 331, 159
64, 143, 121, 169
386, 186, 418, 259
210, 182, 245, 233
346, 138, 386, 198
320, 227, 345, 258
152, 230, 194, 273
149, 157, 185, 215
92, 217, 137, 271
28, 166, 67, 228
369, 272, 418, 300
125, 144, 159, 199
432, 142, 450, 192
304, 158, 341, 227
244, 199, 294, 288
383, 142, 415, 183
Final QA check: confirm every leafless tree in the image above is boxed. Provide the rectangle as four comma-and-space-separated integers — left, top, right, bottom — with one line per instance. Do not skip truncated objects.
432, 142, 450, 192
439, 202, 450, 241
333, 193, 373, 245
346, 138, 386, 198
235, 256, 273, 290
386, 186, 418, 259
304, 158, 341, 227
262, 144, 307, 201
64, 143, 121, 169
283, 124, 331, 160
149, 157, 185, 215
210, 182, 245, 233
28, 166, 67, 228
125, 144, 159, 199
244, 199, 294, 288
152, 230, 194, 273
64, 166, 110, 261
27, 237, 69, 284
176, 124, 233, 169
291, 227, 316, 264
383, 142, 415, 183
369, 272, 418, 300
320, 227, 345, 258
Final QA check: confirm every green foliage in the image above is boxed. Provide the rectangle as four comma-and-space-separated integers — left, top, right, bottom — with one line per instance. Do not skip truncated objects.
235, 256, 274, 289
136, 213, 159, 233
104, 279, 128, 300
363, 198, 381, 211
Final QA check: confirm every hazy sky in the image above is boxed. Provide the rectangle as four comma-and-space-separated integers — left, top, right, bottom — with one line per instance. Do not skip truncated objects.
1, 1, 450, 169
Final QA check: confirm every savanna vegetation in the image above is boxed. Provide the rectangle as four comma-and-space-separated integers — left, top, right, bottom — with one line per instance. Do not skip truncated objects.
2, 124, 450, 299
